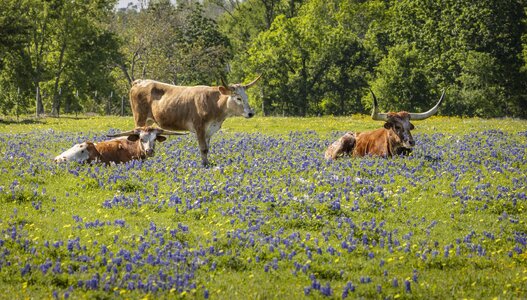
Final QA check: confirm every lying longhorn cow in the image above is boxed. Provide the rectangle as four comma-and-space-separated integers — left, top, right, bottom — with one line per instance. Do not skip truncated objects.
129, 76, 261, 167
54, 127, 186, 164
325, 89, 445, 160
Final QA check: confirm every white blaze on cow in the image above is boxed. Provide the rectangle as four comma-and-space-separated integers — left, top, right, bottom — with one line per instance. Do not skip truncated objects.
129, 76, 261, 167
54, 142, 97, 163
54, 127, 187, 164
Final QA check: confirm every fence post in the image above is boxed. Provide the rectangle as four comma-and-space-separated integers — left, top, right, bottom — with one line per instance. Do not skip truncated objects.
121, 95, 125, 116
107, 91, 113, 115
58, 87, 61, 118
75, 90, 79, 118
16, 87, 20, 122
35, 86, 39, 118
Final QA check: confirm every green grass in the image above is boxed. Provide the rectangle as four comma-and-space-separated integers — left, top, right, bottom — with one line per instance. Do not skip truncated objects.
0, 114, 526, 299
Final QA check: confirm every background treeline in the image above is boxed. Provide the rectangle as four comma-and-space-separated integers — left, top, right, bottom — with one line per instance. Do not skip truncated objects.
1, 0, 526, 118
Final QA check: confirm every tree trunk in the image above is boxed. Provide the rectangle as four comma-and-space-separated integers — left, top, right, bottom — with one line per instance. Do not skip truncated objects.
260, 85, 266, 116
36, 84, 44, 115
51, 42, 67, 116
118, 63, 133, 86
299, 58, 308, 116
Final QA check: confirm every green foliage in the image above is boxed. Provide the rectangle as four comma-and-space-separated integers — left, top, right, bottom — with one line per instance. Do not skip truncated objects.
237, 0, 527, 117
0, 0, 526, 118
369, 43, 433, 113
0, 0, 121, 116
381, 0, 527, 117
112, 1, 231, 87
245, 0, 373, 116
456, 51, 506, 117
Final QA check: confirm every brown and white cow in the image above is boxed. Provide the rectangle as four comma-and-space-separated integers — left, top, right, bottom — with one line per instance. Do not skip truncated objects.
129, 76, 261, 167
325, 89, 445, 159
54, 127, 186, 164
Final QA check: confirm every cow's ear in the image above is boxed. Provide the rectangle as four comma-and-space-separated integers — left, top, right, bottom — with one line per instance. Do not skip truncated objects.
384, 122, 392, 129
127, 134, 140, 141
156, 136, 167, 142
218, 86, 232, 95
409, 122, 415, 130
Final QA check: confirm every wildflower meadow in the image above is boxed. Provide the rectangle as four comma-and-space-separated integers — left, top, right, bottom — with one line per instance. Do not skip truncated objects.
0, 115, 526, 299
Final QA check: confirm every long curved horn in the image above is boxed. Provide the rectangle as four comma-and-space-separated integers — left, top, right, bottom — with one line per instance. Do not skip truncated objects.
370, 89, 388, 121
107, 129, 138, 137
243, 74, 262, 89
156, 129, 188, 136
408, 88, 445, 120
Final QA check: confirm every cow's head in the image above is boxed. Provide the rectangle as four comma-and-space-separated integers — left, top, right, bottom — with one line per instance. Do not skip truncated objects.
219, 75, 261, 118
108, 127, 187, 157
370, 88, 445, 150
383, 112, 415, 148
54, 142, 99, 163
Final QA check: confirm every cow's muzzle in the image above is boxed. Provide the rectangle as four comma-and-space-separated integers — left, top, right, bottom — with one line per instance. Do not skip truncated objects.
145, 149, 155, 156
403, 140, 415, 148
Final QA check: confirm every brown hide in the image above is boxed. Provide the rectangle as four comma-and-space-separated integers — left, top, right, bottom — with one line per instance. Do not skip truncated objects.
94, 138, 144, 164
81, 142, 101, 163
130, 80, 228, 131
352, 128, 394, 157
129, 78, 257, 166
55, 127, 171, 165
326, 112, 414, 159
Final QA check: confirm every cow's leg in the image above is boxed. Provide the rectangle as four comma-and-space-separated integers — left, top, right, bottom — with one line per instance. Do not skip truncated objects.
196, 130, 210, 167
133, 111, 148, 127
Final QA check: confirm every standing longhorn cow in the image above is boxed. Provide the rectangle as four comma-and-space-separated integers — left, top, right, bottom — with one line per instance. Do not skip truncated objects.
325, 89, 445, 160
129, 76, 261, 167
54, 127, 186, 164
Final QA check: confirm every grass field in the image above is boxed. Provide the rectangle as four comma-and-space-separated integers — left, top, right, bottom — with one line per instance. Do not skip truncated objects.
0, 115, 526, 299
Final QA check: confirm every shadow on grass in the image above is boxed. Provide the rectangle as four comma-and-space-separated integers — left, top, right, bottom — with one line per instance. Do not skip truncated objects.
0, 114, 96, 125
0, 118, 45, 125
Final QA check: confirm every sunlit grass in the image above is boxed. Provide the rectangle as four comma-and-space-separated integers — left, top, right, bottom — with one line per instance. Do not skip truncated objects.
0, 115, 526, 299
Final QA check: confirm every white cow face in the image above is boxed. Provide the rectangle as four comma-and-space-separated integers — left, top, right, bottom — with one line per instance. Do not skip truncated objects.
224, 85, 254, 119
54, 142, 95, 163
128, 129, 166, 157
220, 76, 261, 118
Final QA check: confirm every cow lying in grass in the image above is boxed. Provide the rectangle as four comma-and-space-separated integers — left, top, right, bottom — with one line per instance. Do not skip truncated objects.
325, 89, 445, 160
54, 127, 186, 164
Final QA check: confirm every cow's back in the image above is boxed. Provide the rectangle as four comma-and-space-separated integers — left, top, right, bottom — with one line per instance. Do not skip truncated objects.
96, 139, 141, 164
353, 128, 390, 157
151, 85, 222, 131
130, 80, 221, 131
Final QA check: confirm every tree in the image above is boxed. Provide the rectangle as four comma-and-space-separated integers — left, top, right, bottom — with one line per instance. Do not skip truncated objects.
48, 1, 120, 115
245, 0, 373, 116
379, 0, 527, 117
0, 0, 120, 116
456, 51, 506, 117
0, 0, 32, 116
0, 0, 30, 70
176, 4, 231, 84
112, 1, 230, 88
369, 43, 434, 113
217, 0, 305, 84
